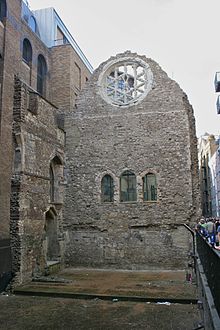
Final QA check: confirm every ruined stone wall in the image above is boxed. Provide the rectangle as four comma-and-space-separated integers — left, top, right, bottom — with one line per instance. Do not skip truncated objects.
11, 78, 65, 284
183, 96, 201, 221
64, 52, 200, 270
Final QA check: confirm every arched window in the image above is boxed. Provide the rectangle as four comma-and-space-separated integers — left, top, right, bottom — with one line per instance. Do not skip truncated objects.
44, 208, 60, 262
101, 174, 114, 202
29, 15, 36, 33
49, 156, 63, 204
0, 0, 7, 22
49, 165, 55, 202
22, 38, 32, 65
37, 54, 47, 96
120, 170, 137, 202
143, 173, 157, 201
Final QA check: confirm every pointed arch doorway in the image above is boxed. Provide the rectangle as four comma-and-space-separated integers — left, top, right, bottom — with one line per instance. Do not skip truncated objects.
44, 207, 60, 262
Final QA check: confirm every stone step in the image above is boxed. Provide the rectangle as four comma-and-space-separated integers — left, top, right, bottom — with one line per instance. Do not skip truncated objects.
45, 261, 61, 275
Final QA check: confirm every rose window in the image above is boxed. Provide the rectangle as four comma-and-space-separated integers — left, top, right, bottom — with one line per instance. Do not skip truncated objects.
99, 58, 153, 106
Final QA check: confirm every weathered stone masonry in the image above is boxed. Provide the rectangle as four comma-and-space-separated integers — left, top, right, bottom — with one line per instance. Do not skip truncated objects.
11, 78, 65, 284
0, 0, 201, 287
0, 0, 91, 288
64, 52, 200, 270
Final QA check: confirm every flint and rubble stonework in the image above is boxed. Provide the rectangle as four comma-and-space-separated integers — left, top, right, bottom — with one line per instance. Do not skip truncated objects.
11, 78, 65, 284
64, 52, 200, 270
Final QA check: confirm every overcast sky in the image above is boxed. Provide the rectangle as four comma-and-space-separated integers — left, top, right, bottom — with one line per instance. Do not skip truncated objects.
29, 0, 220, 137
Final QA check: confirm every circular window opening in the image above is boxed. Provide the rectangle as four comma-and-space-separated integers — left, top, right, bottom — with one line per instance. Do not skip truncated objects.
99, 57, 153, 106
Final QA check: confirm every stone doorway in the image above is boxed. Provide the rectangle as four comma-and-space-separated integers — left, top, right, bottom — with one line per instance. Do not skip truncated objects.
44, 208, 60, 262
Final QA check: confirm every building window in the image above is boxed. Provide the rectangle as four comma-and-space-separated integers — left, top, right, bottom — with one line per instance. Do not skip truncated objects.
75, 62, 81, 90
49, 165, 55, 202
120, 170, 137, 202
143, 173, 157, 201
0, 0, 7, 22
55, 26, 69, 45
37, 54, 47, 96
101, 175, 114, 202
22, 38, 32, 65
30, 15, 37, 33
49, 156, 63, 204
99, 57, 153, 106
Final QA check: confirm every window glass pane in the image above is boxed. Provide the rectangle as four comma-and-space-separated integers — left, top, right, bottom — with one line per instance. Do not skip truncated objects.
30, 16, 36, 33
128, 174, 137, 201
120, 170, 137, 202
37, 55, 47, 95
22, 39, 32, 64
143, 174, 157, 201
0, 0, 6, 22
50, 166, 54, 202
101, 175, 114, 202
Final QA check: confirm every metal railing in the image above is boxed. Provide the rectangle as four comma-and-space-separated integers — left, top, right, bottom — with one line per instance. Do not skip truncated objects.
196, 231, 220, 318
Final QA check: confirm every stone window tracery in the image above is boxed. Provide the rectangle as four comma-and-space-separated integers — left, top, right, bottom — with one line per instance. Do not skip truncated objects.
99, 57, 153, 106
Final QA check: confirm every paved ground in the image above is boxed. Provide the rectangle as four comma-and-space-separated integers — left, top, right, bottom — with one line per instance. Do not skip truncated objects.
14, 268, 197, 300
0, 294, 201, 330
0, 268, 202, 330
